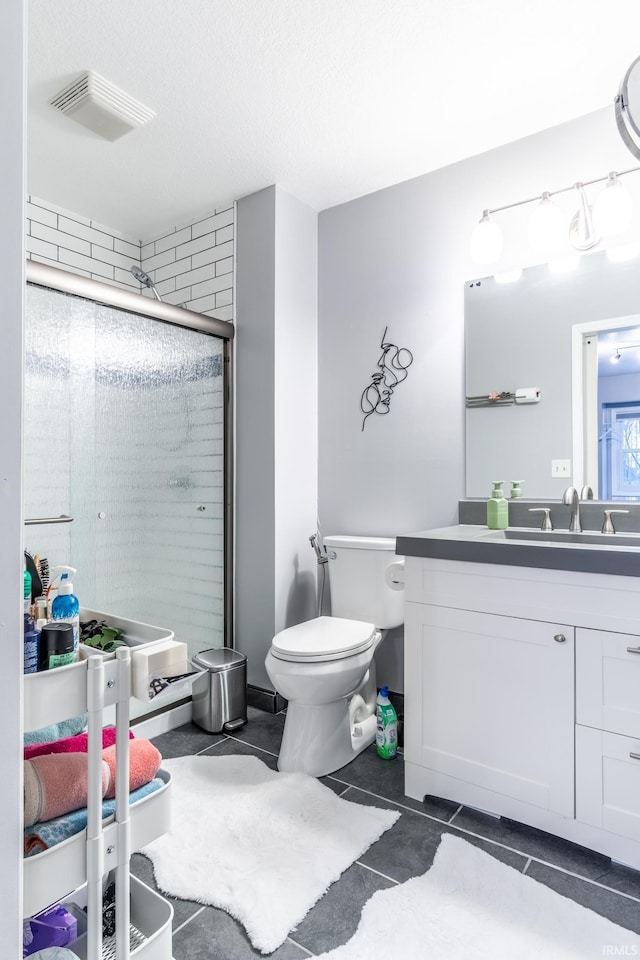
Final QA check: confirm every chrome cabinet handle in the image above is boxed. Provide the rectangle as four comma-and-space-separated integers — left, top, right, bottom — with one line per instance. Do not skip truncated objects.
630, 752, 640, 761
554, 634, 567, 643
626, 646, 640, 654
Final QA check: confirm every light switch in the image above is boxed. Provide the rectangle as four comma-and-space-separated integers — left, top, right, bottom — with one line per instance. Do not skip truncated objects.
551, 459, 571, 477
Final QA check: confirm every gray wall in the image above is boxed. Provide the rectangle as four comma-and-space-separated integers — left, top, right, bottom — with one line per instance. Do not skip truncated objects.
0, 0, 25, 948
318, 106, 640, 693
236, 186, 318, 689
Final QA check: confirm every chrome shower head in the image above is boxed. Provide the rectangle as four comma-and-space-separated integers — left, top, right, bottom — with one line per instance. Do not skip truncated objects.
130, 264, 162, 301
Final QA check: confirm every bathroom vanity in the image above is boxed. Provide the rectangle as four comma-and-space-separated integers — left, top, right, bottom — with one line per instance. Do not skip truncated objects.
398, 523, 640, 869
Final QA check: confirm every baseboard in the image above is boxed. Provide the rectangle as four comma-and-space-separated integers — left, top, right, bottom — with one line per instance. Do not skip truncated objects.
131, 700, 192, 739
247, 684, 286, 714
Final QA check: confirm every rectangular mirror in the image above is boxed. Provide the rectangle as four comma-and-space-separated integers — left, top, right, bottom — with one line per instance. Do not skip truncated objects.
465, 249, 640, 499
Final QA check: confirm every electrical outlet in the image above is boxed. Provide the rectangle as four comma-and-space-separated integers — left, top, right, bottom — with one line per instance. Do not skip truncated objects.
551, 459, 571, 477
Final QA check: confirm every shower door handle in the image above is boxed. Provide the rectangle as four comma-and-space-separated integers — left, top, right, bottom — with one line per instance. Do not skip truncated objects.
24, 514, 74, 525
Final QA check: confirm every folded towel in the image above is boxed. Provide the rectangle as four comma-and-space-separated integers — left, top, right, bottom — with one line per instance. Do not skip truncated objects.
24, 778, 165, 856
24, 740, 161, 827
24, 727, 134, 760
24, 715, 88, 748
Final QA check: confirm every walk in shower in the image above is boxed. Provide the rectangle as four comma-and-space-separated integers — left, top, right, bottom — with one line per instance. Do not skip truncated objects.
24, 261, 233, 718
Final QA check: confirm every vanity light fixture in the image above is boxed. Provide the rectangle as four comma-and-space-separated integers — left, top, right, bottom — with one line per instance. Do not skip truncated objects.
470, 165, 640, 266
593, 173, 633, 235
469, 210, 503, 264
527, 192, 564, 253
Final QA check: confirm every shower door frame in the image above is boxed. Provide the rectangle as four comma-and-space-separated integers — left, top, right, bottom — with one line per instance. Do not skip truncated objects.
25, 259, 235, 648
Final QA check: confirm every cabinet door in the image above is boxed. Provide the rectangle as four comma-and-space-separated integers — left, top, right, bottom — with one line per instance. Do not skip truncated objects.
576, 724, 640, 841
576, 627, 640, 738
404, 603, 575, 816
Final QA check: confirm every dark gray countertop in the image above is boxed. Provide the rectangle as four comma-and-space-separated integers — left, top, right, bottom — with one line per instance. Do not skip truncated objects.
396, 524, 640, 578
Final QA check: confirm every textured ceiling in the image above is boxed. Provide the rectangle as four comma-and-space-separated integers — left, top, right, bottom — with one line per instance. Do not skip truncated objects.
27, 0, 640, 240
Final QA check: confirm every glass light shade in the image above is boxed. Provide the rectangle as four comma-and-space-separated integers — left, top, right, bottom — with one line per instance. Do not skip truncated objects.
470, 211, 503, 265
593, 175, 632, 236
606, 241, 640, 262
527, 193, 565, 253
547, 256, 579, 273
494, 269, 522, 284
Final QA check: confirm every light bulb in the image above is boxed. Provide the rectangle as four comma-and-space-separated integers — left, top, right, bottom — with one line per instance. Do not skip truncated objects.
606, 242, 640, 262
593, 173, 633, 236
527, 192, 564, 254
494, 269, 522, 284
611, 349, 622, 363
470, 210, 503, 265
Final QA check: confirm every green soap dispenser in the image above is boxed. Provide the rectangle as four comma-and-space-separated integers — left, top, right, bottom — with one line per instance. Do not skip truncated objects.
510, 480, 523, 499
487, 481, 509, 530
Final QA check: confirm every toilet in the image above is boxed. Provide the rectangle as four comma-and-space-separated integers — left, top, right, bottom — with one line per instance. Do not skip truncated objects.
265, 535, 405, 777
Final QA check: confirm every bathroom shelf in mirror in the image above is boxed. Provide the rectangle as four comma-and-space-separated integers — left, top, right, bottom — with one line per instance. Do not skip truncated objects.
23, 613, 175, 960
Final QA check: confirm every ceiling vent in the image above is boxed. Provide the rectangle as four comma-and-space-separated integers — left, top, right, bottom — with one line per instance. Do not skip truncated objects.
49, 71, 156, 142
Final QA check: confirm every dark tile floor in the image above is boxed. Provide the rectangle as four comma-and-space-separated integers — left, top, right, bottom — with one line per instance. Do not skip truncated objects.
132, 707, 640, 958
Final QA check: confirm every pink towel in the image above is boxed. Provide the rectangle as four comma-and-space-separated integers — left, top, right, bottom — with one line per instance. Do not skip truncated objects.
24, 727, 134, 760
24, 739, 161, 826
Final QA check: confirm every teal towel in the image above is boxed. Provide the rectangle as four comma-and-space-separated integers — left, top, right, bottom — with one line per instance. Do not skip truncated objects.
24, 715, 88, 747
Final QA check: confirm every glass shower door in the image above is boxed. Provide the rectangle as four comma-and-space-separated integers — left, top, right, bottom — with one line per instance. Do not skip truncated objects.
24, 282, 229, 718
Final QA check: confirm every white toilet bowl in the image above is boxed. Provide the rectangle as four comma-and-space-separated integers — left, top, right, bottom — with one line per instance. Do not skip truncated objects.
265, 616, 383, 777
265, 534, 405, 778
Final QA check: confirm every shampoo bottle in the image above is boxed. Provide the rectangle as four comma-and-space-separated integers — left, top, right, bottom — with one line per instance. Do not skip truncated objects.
376, 687, 398, 760
487, 481, 508, 530
50, 567, 80, 659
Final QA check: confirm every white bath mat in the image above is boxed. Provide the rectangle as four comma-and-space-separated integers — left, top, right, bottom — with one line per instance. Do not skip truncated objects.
315, 833, 639, 959
140, 753, 399, 953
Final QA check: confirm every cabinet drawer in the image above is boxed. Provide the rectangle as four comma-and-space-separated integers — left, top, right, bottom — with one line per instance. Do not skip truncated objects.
576, 628, 640, 737
576, 724, 640, 842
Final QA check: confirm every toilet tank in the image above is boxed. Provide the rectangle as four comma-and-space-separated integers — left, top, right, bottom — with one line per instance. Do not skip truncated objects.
323, 535, 404, 629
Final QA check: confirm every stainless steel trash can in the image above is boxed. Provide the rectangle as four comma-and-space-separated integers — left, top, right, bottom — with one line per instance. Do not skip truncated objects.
190, 648, 248, 733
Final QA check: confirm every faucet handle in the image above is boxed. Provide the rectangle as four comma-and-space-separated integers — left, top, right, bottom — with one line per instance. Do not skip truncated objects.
602, 509, 630, 534
529, 508, 554, 531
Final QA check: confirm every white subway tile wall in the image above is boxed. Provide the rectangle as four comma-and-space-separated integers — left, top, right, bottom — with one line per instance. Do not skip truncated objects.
141, 205, 234, 320
26, 197, 142, 292
25, 197, 235, 323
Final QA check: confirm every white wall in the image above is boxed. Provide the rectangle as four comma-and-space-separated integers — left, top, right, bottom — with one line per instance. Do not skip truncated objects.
0, 1, 25, 951
318, 105, 640, 692
236, 186, 318, 689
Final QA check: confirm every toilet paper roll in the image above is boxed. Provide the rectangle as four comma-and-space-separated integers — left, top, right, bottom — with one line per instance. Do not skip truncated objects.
385, 560, 405, 591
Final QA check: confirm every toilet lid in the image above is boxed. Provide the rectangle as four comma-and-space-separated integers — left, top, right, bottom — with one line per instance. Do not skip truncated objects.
271, 616, 377, 662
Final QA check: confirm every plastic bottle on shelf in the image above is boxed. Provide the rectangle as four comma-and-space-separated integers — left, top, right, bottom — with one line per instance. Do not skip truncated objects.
50, 567, 80, 660
376, 686, 398, 759
23, 614, 39, 674
24, 565, 32, 614
487, 481, 509, 530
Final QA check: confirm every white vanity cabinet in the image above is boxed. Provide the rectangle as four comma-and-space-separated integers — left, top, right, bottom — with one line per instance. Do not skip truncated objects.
403, 555, 640, 868
405, 603, 575, 817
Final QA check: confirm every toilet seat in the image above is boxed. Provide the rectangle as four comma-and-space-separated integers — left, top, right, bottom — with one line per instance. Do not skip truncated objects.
271, 616, 377, 663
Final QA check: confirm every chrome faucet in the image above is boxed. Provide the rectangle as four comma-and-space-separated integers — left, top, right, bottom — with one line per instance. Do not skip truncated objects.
562, 486, 582, 532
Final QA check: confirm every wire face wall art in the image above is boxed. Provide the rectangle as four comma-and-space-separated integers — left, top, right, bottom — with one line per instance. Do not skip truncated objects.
360, 326, 413, 431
